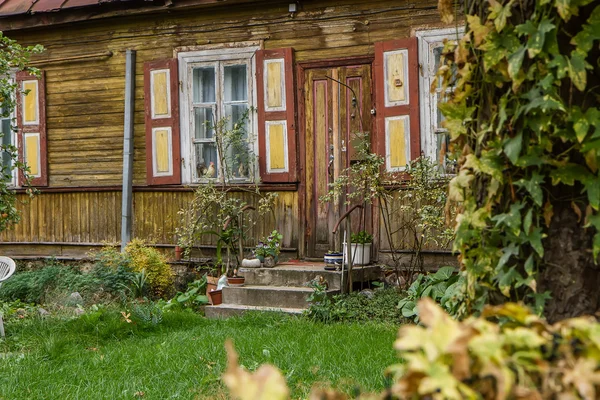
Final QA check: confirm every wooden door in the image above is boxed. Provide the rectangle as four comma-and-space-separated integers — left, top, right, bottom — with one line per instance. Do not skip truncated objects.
304, 64, 373, 258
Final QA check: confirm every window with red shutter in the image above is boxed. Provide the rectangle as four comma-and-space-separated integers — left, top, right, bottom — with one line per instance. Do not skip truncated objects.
16, 71, 47, 187
143, 59, 181, 185
256, 48, 297, 183
374, 38, 420, 172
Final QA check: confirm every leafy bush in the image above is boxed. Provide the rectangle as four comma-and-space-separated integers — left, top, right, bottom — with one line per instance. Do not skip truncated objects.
224, 299, 600, 400
397, 266, 466, 322
389, 298, 600, 399
350, 230, 373, 244
0, 255, 136, 304
124, 239, 174, 299
168, 276, 209, 311
306, 284, 406, 324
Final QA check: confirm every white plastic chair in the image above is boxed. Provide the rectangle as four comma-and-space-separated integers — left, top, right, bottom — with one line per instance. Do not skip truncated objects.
0, 256, 16, 338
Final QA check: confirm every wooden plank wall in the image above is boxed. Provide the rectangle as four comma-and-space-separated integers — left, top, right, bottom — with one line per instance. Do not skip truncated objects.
0, 190, 298, 249
0, 0, 448, 256
9, 0, 440, 188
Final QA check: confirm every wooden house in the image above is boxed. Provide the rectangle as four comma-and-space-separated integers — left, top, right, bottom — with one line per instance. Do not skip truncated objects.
0, 0, 459, 264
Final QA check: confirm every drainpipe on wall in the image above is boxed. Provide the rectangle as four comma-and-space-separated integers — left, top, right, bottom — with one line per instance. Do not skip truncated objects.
121, 50, 136, 251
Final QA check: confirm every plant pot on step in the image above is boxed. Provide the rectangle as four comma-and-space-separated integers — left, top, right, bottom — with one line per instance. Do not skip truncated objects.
209, 289, 223, 305
343, 243, 371, 266
206, 276, 219, 304
227, 276, 245, 287
263, 255, 278, 268
324, 252, 343, 270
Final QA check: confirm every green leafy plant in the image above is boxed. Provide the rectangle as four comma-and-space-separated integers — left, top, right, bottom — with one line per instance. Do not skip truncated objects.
307, 286, 407, 324
129, 300, 163, 326
321, 131, 454, 290
253, 230, 282, 258
172, 276, 209, 310
124, 239, 174, 299
349, 230, 373, 244
438, 0, 600, 319
397, 266, 465, 322
224, 298, 600, 400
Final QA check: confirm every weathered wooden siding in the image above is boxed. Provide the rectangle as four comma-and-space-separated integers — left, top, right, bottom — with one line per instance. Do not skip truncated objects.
8, 0, 440, 188
0, 190, 298, 251
377, 192, 452, 252
0, 0, 447, 257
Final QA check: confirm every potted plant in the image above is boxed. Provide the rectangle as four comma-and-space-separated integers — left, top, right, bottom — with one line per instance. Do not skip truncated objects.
344, 231, 373, 265
324, 250, 343, 270
226, 268, 245, 286
255, 230, 282, 268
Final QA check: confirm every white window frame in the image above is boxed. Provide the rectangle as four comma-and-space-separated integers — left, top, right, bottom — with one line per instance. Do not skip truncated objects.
1, 76, 17, 187
416, 27, 464, 168
178, 45, 259, 184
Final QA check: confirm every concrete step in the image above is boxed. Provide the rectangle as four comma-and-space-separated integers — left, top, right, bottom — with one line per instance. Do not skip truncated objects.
222, 285, 339, 309
239, 263, 381, 291
204, 304, 305, 319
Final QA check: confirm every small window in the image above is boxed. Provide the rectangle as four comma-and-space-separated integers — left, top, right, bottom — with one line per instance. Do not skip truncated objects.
416, 27, 464, 174
179, 47, 258, 184
1, 103, 16, 186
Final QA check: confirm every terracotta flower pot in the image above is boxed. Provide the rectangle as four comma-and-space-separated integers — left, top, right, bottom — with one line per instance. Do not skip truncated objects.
206, 276, 219, 304
227, 276, 245, 286
209, 289, 223, 305
174, 246, 184, 261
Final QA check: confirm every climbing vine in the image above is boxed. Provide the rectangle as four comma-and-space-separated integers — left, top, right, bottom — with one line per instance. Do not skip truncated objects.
439, 0, 600, 318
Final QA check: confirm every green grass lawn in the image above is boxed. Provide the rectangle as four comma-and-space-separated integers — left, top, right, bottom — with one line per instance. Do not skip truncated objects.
0, 310, 399, 399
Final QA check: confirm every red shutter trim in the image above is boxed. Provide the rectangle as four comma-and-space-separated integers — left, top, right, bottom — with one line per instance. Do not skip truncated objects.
256, 48, 297, 183
374, 38, 420, 165
143, 59, 181, 185
16, 70, 47, 187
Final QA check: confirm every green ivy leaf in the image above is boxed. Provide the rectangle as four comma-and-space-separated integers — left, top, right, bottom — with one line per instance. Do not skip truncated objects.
498, 266, 523, 296
527, 227, 545, 257
515, 172, 544, 206
571, 5, 600, 53
504, 132, 523, 164
583, 175, 600, 210
524, 208, 533, 234
492, 203, 524, 234
550, 164, 589, 185
568, 51, 590, 91
489, 0, 514, 32
498, 243, 519, 269
508, 46, 526, 79
524, 254, 535, 275
527, 18, 555, 58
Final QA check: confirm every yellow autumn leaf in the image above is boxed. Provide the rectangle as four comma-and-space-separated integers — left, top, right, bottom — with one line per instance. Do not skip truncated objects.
223, 340, 290, 400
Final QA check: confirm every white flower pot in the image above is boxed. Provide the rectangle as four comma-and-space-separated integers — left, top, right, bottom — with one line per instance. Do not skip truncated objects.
343, 243, 371, 266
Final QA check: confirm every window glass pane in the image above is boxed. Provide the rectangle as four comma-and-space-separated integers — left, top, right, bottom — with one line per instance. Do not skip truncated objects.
1, 103, 12, 171
195, 142, 218, 179
224, 65, 247, 102
193, 67, 216, 103
194, 107, 214, 139
225, 104, 249, 132
224, 104, 250, 179
1, 118, 12, 170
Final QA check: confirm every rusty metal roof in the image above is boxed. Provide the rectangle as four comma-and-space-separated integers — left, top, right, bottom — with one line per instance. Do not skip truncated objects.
0, 0, 150, 17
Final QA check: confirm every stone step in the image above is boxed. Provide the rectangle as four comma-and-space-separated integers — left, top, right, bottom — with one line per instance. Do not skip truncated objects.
222, 285, 339, 309
204, 304, 305, 319
239, 263, 381, 290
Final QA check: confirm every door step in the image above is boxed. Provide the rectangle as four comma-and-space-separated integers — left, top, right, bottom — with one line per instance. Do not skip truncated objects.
204, 263, 381, 319
223, 285, 339, 309
205, 304, 305, 319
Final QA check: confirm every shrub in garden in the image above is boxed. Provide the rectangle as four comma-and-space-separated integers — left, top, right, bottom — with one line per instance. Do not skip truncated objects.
124, 238, 174, 299
224, 298, 600, 400
306, 284, 406, 324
